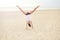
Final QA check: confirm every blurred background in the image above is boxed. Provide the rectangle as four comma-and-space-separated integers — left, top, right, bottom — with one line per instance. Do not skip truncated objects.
0, 0, 60, 40
0, 0, 60, 11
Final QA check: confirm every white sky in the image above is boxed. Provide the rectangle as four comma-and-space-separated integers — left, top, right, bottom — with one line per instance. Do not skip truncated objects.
0, 0, 17, 7
0, 0, 60, 10
0, 0, 40, 7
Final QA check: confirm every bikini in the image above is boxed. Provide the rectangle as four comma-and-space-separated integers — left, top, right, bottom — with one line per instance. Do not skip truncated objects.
26, 12, 31, 27
26, 12, 30, 15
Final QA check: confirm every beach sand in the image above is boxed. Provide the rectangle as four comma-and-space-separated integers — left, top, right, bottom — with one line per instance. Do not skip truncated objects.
0, 9, 60, 40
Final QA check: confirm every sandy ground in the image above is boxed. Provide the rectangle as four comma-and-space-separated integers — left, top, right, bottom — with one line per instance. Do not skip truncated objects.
0, 9, 60, 40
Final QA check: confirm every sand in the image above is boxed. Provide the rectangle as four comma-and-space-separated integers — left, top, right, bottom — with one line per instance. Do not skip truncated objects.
0, 9, 60, 40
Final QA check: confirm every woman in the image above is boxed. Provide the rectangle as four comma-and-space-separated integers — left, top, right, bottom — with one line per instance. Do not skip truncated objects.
16, 5, 40, 29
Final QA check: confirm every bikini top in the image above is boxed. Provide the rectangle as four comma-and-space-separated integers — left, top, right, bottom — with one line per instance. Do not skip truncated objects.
26, 12, 30, 15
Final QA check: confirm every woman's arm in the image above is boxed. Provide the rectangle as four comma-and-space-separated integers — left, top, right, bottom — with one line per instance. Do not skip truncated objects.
29, 5, 40, 14
16, 5, 26, 15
